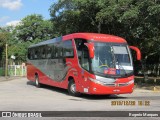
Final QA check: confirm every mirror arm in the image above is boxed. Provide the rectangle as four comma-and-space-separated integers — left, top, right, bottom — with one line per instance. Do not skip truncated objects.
129, 46, 141, 60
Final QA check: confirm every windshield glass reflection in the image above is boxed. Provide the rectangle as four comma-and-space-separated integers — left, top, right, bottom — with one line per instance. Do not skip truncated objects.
91, 42, 133, 77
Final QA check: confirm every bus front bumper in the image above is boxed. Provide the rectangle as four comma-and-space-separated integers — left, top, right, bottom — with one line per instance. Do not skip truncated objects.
82, 77, 134, 95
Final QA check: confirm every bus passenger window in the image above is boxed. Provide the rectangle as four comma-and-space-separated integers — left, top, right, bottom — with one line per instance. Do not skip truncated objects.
47, 46, 52, 58
54, 42, 63, 58
63, 40, 74, 58
54, 46, 58, 58
37, 47, 41, 59
58, 47, 63, 57
28, 49, 31, 59
41, 46, 46, 59
31, 49, 34, 60
34, 48, 38, 59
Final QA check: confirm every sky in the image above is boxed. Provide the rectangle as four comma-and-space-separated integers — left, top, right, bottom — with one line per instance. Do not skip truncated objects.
0, 0, 57, 27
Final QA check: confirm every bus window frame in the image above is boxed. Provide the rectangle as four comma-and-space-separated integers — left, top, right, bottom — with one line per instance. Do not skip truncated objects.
27, 40, 74, 60
74, 38, 92, 73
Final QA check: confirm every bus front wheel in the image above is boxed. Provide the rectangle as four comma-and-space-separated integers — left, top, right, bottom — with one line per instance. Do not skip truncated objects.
68, 80, 80, 96
35, 75, 41, 88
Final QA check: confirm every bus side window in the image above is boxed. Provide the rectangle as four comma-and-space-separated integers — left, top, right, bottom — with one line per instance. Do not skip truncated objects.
34, 48, 38, 59
50, 44, 55, 59
38, 47, 41, 59
47, 45, 52, 58
31, 48, 34, 60
28, 48, 31, 59
54, 42, 63, 58
54, 46, 58, 58
58, 42, 63, 58
41, 46, 46, 59
63, 40, 74, 58
58, 46, 63, 57
31, 48, 35, 59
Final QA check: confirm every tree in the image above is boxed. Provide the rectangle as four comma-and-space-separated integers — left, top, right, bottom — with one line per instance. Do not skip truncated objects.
49, 0, 102, 34
14, 14, 54, 42
50, 0, 160, 76
0, 14, 55, 62
0, 26, 14, 60
5, 14, 56, 61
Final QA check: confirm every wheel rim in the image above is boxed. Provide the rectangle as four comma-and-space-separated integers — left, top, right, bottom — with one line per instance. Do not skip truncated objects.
70, 84, 76, 93
35, 77, 38, 86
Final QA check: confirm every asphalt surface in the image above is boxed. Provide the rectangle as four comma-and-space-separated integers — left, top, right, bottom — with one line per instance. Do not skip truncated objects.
0, 77, 159, 120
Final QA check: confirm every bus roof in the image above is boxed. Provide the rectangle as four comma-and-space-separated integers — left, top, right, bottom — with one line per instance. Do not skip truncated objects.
28, 36, 62, 48
63, 33, 127, 43
29, 33, 127, 48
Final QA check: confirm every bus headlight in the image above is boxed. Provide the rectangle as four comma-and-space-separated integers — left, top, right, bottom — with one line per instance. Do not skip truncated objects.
88, 77, 116, 86
127, 79, 134, 85
89, 77, 103, 85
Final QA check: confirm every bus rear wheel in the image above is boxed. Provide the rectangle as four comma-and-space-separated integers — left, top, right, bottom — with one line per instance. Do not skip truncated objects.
68, 80, 80, 96
35, 75, 41, 88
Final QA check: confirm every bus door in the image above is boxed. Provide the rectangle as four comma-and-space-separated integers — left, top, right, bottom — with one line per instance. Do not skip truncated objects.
75, 39, 91, 90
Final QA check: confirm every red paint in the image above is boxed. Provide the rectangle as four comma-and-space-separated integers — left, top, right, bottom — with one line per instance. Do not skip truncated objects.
84, 42, 95, 58
63, 33, 127, 43
129, 46, 141, 60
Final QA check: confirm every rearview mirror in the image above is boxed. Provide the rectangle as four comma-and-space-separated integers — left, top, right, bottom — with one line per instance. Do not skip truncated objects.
84, 43, 95, 59
129, 46, 141, 60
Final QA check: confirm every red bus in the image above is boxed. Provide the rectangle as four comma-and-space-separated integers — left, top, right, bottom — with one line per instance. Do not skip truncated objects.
27, 33, 141, 96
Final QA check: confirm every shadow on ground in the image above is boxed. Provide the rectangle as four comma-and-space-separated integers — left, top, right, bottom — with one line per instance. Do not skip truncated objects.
27, 81, 68, 95
26, 81, 127, 100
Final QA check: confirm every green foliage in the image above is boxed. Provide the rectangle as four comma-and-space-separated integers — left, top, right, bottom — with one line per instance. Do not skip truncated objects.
14, 14, 54, 42
0, 26, 14, 59
50, 0, 160, 60
49, 0, 160, 75
0, 0, 160, 75
0, 14, 55, 61
50, 0, 101, 34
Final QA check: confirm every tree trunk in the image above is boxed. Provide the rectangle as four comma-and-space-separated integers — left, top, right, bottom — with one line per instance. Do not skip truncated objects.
157, 57, 160, 76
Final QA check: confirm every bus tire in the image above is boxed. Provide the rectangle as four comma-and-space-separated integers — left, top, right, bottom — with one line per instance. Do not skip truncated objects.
35, 75, 41, 88
68, 80, 80, 97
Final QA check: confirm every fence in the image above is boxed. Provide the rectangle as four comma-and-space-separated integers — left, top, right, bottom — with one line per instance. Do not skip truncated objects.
0, 65, 26, 76
8, 65, 26, 76
0, 59, 26, 76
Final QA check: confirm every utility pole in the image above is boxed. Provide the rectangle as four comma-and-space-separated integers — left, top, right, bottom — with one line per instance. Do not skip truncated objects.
5, 43, 8, 78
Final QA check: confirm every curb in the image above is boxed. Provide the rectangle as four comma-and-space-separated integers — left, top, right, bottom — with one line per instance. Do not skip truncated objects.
134, 89, 160, 93
134, 84, 160, 93
0, 77, 24, 82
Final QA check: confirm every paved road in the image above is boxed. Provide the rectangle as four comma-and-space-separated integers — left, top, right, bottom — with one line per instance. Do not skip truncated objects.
0, 77, 160, 119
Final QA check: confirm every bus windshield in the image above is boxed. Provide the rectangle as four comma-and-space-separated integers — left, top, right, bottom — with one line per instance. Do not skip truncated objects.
91, 42, 133, 77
